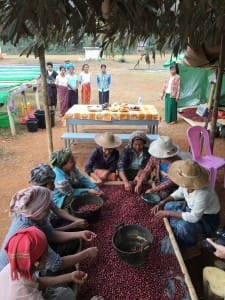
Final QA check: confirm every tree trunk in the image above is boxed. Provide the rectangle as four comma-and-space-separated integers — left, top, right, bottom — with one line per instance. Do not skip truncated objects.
210, 33, 225, 151
101, 0, 111, 20
38, 46, 54, 155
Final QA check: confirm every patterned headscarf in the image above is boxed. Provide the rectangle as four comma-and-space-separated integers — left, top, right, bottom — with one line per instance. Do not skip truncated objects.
30, 163, 55, 186
5, 226, 48, 281
10, 186, 52, 218
50, 148, 72, 168
128, 131, 150, 147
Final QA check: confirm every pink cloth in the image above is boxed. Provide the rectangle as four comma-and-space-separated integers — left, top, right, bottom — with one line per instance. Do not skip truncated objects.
57, 85, 68, 115
10, 186, 52, 218
0, 264, 43, 300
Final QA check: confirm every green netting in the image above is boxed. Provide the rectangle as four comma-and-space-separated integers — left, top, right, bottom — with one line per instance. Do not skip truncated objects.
178, 64, 225, 108
0, 84, 20, 104
163, 55, 184, 69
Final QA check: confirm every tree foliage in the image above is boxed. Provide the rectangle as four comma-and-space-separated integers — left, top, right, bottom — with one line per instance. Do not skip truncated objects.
101, 0, 225, 57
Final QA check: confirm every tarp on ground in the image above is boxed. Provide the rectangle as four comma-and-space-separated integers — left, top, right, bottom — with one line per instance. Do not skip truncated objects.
178, 64, 225, 107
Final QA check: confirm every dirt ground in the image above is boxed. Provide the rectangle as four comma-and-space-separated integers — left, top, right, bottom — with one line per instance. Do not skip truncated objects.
1, 54, 225, 254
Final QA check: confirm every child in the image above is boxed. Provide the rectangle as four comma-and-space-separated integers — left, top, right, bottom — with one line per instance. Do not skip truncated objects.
85, 132, 121, 184
118, 131, 150, 192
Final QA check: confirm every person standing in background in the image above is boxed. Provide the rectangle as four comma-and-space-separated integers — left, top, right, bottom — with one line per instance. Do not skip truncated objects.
79, 64, 91, 104
161, 64, 180, 125
55, 66, 68, 117
46, 62, 58, 110
97, 64, 111, 104
67, 65, 79, 108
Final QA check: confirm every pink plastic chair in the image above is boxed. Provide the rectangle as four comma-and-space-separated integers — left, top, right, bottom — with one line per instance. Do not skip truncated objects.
187, 125, 225, 188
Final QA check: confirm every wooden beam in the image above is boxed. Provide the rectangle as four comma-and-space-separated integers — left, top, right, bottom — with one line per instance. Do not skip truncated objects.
210, 33, 225, 150
163, 218, 198, 300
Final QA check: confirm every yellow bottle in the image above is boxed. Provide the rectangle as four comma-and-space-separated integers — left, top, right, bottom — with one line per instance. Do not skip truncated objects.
27, 102, 32, 113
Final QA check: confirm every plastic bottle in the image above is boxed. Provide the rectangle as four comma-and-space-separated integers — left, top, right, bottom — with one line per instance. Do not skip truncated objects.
27, 102, 32, 113
138, 96, 143, 105
20, 103, 25, 117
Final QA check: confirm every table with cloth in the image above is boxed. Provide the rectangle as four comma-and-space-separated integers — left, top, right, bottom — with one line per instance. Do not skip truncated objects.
64, 104, 161, 134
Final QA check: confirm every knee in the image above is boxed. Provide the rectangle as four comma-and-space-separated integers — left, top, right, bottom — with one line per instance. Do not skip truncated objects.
164, 201, 176, 211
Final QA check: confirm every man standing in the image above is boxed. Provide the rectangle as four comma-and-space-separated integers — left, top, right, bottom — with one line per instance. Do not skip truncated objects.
97, 64, 111, 104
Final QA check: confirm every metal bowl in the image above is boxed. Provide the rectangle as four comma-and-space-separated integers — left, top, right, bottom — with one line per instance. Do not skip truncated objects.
112, 223, 153, 266
141, 193, 161, 205
70, 194, 103, 222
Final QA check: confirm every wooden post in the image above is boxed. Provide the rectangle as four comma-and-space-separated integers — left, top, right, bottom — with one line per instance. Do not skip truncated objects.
210, 33, 225, 151
35, 85, 40, 109
7, 103, 16, 136
38, 46, 53, 155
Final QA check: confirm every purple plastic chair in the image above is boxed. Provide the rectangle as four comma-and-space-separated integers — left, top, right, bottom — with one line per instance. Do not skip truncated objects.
187, 125, 225, 188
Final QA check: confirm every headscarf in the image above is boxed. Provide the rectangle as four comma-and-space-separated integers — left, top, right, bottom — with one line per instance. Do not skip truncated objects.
128, 131, 150, 147
30, 163, 55, 186
5, 226, 48, 281
50, 148, 72, 168
10, 186, 52, 218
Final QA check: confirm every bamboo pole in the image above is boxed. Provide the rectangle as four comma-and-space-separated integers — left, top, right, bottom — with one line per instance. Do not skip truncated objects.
163, 218, 198, 300
210, 33, 225, 151
7, 103, 16, 136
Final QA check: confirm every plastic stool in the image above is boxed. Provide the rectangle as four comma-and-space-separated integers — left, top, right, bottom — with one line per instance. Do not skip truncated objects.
203, 266, 225, 299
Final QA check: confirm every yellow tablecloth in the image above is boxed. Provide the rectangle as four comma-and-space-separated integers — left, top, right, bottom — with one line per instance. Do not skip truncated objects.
65, 105, 161, 122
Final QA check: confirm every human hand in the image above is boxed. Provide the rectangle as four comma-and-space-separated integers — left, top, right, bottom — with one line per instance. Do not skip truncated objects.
150, 201, 164, 215
124, 181, 132, 192
155, 210, 170, 219
134, 183, 142, 194
80, 230, 97, 242
206, 238, 225, 259
71, 271, 88, 285
85, 246, 99, 259
160, 95, 164, 101
72, 218, 88, 229
89, 189, 104, 196
133, 176, 139, 185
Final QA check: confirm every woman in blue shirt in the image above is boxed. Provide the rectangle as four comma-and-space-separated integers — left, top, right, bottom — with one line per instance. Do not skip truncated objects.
51, 148, 104, 209
67, 64, 79, 108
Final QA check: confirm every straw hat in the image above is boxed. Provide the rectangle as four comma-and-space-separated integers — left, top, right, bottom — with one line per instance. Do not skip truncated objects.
168, 160, 209, 189
148, 136, 179, 158
95, 132, 122, 149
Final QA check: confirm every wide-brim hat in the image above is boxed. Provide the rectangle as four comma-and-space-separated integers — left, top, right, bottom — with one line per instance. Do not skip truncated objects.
168, 159, 209, 189
95, 132, 122, 149
148, 136, 179, 158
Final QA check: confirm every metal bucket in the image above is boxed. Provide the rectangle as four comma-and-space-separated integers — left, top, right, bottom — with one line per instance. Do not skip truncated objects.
112, 224, 153, 266
70, 194, 103, 223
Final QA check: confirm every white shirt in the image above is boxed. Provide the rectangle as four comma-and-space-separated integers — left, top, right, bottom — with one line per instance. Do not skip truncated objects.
166, 76, 173, 93
0, 264, 43, 300
171, 186, 220, 223
79, 72, 91, 85
55, 75, 68, 87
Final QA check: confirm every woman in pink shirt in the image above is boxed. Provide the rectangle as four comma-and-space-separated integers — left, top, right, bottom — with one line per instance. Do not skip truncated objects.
161, 64, 181, 124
